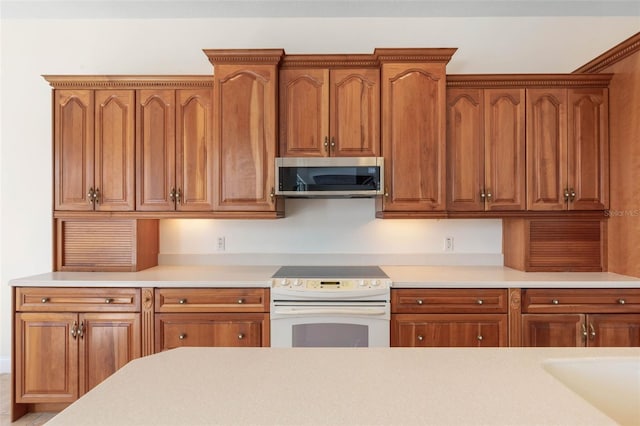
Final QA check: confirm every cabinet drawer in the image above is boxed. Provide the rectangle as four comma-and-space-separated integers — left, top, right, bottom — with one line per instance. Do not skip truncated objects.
523, 289, 640, 313
155, 313, 267, 351
392, 289, 508, 313
16, 287, 140, 312
155, 288, 269, 313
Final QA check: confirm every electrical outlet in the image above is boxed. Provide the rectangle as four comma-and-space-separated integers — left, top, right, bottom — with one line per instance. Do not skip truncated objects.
444, 237, 454, 252
217, 236, 226, 251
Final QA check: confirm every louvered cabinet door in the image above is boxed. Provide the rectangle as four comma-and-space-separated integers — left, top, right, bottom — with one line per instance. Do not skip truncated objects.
55, 218, 159, 271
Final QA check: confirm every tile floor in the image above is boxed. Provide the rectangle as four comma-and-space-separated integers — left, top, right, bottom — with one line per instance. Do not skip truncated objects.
0, 375, 57, 425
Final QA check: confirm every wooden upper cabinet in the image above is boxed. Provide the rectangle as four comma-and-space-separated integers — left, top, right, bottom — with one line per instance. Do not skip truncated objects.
379, 59, 450, 213
568, 88, 609, 210
54, 90, 95, 211
206, 49, 284, 213
94, 90, 136, 211
527, 86, 609, 211
483, 88, 526, 211
136, 89, 176, 211
136, 86, 213, 211
279, 63, 379, 157
447, 86, 526, 212
54, 89, 135, 211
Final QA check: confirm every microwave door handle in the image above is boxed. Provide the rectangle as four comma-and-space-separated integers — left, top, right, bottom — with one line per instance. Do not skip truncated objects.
273, 307, 388, 316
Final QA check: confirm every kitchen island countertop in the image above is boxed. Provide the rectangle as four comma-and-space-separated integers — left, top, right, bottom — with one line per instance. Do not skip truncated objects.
9, 264, 640, 288
45, 346, 640, 426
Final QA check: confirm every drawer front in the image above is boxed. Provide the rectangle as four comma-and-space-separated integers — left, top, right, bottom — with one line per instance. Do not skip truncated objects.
16, 287, 140, 312
392, 289, 508, 313
155, 313, 266, 351
392, 314, 508, 347
523, 289, 640, 313
155, 288, 269, 313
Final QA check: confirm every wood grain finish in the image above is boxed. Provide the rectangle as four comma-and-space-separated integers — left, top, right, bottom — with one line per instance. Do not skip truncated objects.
55, 218, 158, 272
54, 90, 94, 211
392, 289, 507, 313
379, 62, 447, 212
94, 90, 135, 211
16, 287, 141, 312
522, 288, 640, 314
503, 217, 604, 271
155, 288, 268, 313
141, 288, 155, 356
522, 314, 585, 347
212, 63, 280, 212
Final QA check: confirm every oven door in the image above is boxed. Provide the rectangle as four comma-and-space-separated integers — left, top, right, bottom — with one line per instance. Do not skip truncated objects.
270, 302, 390, 348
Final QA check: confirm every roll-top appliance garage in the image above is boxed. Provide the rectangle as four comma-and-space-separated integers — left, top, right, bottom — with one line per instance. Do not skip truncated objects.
275, 157, 384, 197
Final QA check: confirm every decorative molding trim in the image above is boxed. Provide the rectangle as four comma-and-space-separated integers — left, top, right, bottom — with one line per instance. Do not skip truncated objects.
574, 32, 640, 73
447, 73, 613, 88
43, 75, 214, 89
375, 48, 457, 64
281, 54, 379, 68
141, 288, 154, 357
203, 49, 285, 65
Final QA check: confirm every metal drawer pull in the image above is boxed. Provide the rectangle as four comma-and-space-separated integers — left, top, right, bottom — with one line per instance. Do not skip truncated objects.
618, 299, 626, 305
477, 335, 483, 341
581, 323, 588, 338
476, 299, 484, 305
71, 321, 78, 339
238, 334, 244, 340
41, 298, 49, 303
589, 323, 596, 339
78, 321, 85, 339
179, 334, 187, 340
552, 299, 559, 305
416, 299, 424, 305
417, 335, 424, 341
104, 298, 113, 304
237, 299, 244, 304
179, 299, 187, 304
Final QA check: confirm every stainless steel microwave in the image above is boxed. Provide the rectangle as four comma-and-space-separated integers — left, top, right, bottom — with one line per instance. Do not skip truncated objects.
275, 157, 384, 198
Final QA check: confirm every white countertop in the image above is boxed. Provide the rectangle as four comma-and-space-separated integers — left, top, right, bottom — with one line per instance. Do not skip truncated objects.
45, 346, 640, 426
9, 265, 640, 288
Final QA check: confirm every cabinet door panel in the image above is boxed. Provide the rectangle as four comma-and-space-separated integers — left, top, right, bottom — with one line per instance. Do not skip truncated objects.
330, 68, 380, 157
484, 89, 525, 210
79, 313, 141, 395
54, 90, 94, 211
214, 65, 278, 211
15, 313, 78, 403
94, 90, 135, 211
526, 89, 567, 211
589, 314, 640, 347
381, 63, 446, 211
568, 88, 609, 210
279, 69, 329, 157
392, 314, 507, 347
136, 89, 176, 211
176, 88, 214, 211
446, 89, 485, 211
522, 314, 585, 347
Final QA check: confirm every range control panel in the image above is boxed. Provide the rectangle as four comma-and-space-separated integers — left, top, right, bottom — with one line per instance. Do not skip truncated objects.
272, 278, 391, 290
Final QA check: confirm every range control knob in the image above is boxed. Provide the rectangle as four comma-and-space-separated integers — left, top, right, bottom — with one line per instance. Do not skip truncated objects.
280, 279, 289, 287
359, 280, 367, 287
293, 279, 302, 286
371, 280, 380, 287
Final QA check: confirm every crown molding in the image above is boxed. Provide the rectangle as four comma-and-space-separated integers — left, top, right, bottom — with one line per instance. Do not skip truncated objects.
43, 75, 213, 88
280, 54, 379, 69
374, 48, 457, 64
447, 73, 613, 88
574, 32, 640, 73
203, 49, 285, 66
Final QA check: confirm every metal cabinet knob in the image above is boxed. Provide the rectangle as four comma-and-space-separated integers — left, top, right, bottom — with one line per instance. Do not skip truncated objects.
552, 299, 559, 305
417, 335, 424, 341
477, 335, 483, 341
416, 299, 423, 305
179, 334, 186, 340
41, 297, 49, 303
238, 334, 244, 340
237, 299, 244, 304
179, 299, 187, 304
476, 299, 484, 305
618, 299, 626, 305
104, 298, 113, 304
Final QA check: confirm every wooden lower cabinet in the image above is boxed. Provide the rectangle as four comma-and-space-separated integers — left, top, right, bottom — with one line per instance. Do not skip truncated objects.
156, 313, 267, 350
392, 314, 507, 347
15, 312, 140, 403
154, 288, 270, 350
522, 313, 640, 347
391, 289, 509, 347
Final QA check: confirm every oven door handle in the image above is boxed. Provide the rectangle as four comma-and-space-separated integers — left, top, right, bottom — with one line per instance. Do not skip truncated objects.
272, 307, 388, 316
